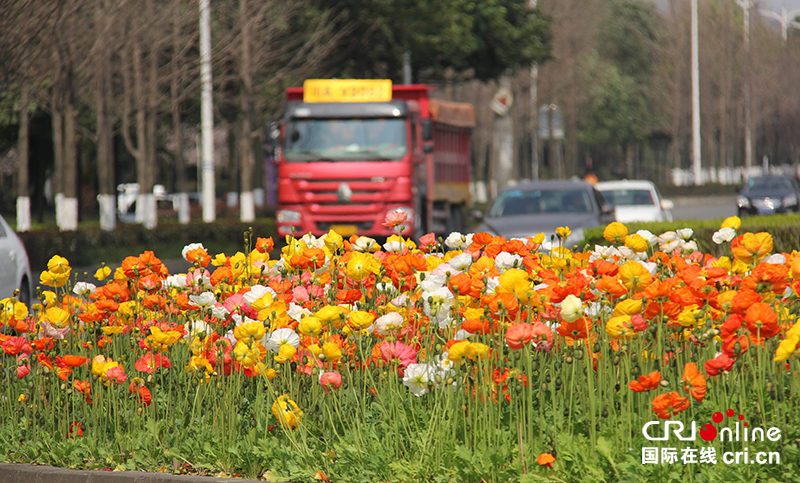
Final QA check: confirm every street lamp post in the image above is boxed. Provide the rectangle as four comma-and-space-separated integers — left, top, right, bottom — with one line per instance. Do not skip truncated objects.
758, 7, 800, 43
691, 0, 702, 185
735, 0, 753, 173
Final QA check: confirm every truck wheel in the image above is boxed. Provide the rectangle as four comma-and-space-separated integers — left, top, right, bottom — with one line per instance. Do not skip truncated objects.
446, 205, 465, 234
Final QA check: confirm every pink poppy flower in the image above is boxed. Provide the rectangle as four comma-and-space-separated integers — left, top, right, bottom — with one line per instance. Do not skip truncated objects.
319, 371, 343, 392
134, 353, 171, 374
106, 366, 128, 385
379, 341, 417, 374
382, 210, 408, 229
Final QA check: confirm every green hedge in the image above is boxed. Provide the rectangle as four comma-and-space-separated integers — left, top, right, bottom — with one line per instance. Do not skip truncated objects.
581, 213, 800, 256
19, 219, 276, 271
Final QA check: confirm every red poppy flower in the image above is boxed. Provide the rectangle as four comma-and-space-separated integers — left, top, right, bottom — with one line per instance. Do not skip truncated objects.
629, 371, 661, 392
651, 392, 690, 419
682, 363, 707, 403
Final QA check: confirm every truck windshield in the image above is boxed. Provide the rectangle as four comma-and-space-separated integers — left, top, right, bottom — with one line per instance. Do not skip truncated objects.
284, 118, 407, 162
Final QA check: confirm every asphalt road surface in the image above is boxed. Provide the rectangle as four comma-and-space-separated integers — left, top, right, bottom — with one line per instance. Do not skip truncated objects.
669, 195, 738, 222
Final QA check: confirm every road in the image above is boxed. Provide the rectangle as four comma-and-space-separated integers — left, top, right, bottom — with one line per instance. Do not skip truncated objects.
669, 195, 738, 221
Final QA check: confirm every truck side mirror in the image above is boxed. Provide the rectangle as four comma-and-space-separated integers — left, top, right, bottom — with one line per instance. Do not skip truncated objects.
422, 119, 433, 141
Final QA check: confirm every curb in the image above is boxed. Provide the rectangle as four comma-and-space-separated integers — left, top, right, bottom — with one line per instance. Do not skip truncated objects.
0, 463, 265, 483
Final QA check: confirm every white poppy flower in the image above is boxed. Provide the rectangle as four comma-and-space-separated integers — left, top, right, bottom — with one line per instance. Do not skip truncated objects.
495, 252, 523, 272
444, 232, 472, 250
352, 236, 379, 252
243, 285, 277, 306
448, 253, 473, 271
712, 227, 736, 244
403, 363, 435, 396
559, 294, 584, 323
636, 229, 658, 246
72, 282, 97, 297
374, 312, 404, 336
264, 328, 300, 352
189, 291, 217, 309
676, 228, 694, 240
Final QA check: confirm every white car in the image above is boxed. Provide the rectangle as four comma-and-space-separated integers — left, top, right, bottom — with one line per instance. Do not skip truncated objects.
0, 214, 33, 306
595, 180, 674, 223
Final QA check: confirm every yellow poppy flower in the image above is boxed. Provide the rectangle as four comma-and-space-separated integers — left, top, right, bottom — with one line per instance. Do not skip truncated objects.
44, 306, 71, 328
298, 316, 323, 337
321, 342, 343, 363
274, 343, 297, 364
613, 299, 642, 317
618, 261, 652, 293
272, 394, 302, 429
603, 222, 628, 244
348, 310, 375, 330
94, 266, 112, 281
606, 315, 636, 341
720, 216, 741, 230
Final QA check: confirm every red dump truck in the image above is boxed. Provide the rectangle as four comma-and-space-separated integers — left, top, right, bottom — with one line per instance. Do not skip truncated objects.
275, 79, 474, 240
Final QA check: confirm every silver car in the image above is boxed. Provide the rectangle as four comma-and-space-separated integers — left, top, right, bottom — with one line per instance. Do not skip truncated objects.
474, 180, 616, 250
0, 214, 33, 305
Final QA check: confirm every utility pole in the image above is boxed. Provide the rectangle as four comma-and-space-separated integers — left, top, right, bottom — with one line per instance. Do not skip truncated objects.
691, 0, 702, 185
200, 0, 216, 222
530, 0, 539, 181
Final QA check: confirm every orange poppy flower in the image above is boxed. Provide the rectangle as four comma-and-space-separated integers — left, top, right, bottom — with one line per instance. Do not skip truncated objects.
255, 237, 274, 254
37, 353, 53, 370
461, 317, 494, 335
469, 232, 496, 253
741, 263, 790, 295
728, 289, 762, 315
682, 363, 707, 403
30, 338, 54, 351
447, 273, 473, 296
629, 371, 661, 392
143, 294, 166, 311
185, 246, 211, 267
651, 392, 690, 419
595, 275, 628, 298
60, 355, 87, 368
744, 302, 780, 343
506, 323, 534, 350
210, 266, 234, 286
537, 453, 555, 468
555, 317, 593, 340
731, 232, 773, 263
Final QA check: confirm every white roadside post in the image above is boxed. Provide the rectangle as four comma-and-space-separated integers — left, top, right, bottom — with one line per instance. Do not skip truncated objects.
200, 0, 215, 222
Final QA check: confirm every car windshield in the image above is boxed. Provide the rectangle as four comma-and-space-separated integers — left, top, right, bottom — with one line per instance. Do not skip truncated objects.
284, 118, 407, 162
488, 189, 593, 217
747, 177, 792, 191
599, 189, 655, 207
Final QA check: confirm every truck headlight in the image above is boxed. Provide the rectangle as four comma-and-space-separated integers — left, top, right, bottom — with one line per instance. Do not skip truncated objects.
736, 196, 750, 208
277, 210, 301, 223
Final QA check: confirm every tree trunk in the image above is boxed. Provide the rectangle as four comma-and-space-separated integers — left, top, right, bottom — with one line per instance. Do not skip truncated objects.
239, 0, 255, 222
16, 83, 30, 232
96, 0, 116, 231
172, 8, 189, 224
52, 88, 64, 228
61, 71, 79, 231
144, 6, 158, 230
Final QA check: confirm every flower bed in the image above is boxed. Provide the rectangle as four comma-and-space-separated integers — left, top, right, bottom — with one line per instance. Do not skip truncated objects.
1, 218, 799, 482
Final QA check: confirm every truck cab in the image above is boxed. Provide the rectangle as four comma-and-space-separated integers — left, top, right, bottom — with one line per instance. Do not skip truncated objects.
275, 79, 473, 240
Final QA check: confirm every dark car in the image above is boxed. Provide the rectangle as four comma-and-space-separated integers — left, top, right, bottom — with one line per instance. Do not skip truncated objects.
474, 180, 616, 250
736, 175, 800, 217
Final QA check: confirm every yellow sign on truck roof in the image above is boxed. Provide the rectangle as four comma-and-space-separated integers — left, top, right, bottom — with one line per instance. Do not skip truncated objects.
303, 79, 392, 103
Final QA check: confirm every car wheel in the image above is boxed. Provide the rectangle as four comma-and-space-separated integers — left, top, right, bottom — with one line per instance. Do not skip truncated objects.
17, 277, 31, 307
